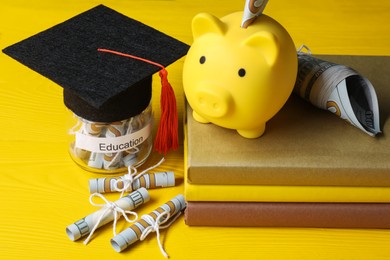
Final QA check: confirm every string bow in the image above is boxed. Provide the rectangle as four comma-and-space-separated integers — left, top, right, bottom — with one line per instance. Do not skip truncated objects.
83, 193, 138, 245
140, 211, 182, 258
113, 157, 165, 197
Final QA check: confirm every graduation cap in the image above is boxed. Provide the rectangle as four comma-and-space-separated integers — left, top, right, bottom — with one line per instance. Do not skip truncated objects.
2, 5, 189, 154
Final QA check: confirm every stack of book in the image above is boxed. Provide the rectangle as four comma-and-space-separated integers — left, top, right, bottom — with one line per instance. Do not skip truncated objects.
184, 55, 390, 228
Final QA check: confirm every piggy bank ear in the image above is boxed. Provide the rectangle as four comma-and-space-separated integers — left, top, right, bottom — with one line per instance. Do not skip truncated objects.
192, 13, 227, 40
243, 31, 279, 66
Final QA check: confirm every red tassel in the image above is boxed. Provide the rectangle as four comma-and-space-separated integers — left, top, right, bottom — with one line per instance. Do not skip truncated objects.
96, 48, 178, 154
154, 69, 179, 154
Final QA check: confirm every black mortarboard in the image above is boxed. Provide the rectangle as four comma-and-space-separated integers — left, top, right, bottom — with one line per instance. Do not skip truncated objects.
2, 5, 189, 153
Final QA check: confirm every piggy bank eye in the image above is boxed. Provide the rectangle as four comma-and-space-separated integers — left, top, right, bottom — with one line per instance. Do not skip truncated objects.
238, 68, 246, 77
199, 56, 206, 64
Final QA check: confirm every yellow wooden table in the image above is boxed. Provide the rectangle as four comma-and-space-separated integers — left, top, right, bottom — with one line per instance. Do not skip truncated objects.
1, 0, 390, 259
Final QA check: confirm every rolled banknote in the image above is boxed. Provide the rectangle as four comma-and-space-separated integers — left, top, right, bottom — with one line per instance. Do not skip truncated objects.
66, 187, 149, 242
89, 171, 175, 194
294, 49, 381, 136
122, 149, 139, 167
103, 120, 127, 170
111, 194, 186, 255
241, 0, 269, 28
77, 120, 106, 168
121, 117, 141, 167
71, 103, 153, 171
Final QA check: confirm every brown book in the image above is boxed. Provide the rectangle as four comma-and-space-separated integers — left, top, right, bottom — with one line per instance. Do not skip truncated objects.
185, 201, 390, 228
185, 55, 390, 186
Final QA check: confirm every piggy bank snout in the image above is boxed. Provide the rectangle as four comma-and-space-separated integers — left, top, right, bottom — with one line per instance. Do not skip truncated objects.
194, 86, 232, 118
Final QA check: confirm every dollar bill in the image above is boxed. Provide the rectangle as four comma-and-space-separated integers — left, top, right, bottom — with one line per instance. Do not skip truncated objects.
103, 120, 127, 170
66, 188, 150, 241
89, 171, 175, 194
75, 120, 106, 168
72, 104, 153, 170
110, 194, 186, 253
241, 0, 269, 28
294, 52, 381, 136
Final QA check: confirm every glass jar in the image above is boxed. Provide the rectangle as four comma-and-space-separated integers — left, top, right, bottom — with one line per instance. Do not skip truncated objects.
68, 103, 153, 174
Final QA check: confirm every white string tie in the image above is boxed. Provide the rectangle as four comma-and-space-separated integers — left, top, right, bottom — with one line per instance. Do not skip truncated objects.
140, 211, 182, 258
83, 193, 138, 245
114, 157, 165, 198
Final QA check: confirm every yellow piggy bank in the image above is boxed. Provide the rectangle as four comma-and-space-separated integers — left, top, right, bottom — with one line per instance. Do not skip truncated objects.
183, 12, 298, 138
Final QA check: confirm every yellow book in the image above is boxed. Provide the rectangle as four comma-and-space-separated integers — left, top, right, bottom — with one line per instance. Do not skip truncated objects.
185, 181, 390, 202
